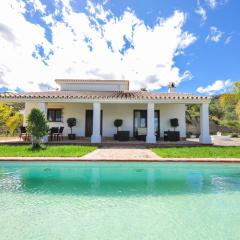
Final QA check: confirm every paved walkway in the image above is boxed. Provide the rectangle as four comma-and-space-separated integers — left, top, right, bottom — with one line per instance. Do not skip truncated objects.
81, 146, 161, 161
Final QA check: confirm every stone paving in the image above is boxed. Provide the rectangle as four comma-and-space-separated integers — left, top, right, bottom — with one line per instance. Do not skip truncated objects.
189, 137, 240, 146
81, 146, 161, 161
212, 137, 240, 146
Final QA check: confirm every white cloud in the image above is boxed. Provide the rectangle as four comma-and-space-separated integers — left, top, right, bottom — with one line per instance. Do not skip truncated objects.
225, 35, 232, 44
205, 0, 229, 9
205, 0, 217, 9
206, 26, 223, 42
195, 6, 207, 24
197, 79, 232, 95
0, 0, 196, 92
0, 23, 16, 43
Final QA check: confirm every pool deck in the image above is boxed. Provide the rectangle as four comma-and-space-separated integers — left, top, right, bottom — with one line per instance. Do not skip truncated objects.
0, 146, 240, 163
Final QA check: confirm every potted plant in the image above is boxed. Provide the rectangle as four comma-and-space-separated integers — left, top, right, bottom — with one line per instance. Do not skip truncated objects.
113, 119, 123, 140
67, 118, 77, 140
167, 118, 180, 141
170, 118, 179, 131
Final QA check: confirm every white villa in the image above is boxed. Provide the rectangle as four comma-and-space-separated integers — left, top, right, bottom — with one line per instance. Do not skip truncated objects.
0, 79, 212, 144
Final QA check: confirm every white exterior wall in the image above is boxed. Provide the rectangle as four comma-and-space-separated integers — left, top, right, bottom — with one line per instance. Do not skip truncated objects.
24, 102, 186, 138
102, 103, 146, 137
47, 103, 92, 137
157, 103, 186, 138
24, 102, 39, 125
59, 83, 128, 91
102, 103, 186, 138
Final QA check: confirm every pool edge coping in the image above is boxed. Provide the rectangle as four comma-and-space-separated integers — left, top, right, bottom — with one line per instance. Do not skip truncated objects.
1, 157, 240, 163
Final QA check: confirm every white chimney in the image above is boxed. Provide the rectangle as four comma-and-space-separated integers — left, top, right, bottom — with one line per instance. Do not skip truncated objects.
168, 82, 176, 93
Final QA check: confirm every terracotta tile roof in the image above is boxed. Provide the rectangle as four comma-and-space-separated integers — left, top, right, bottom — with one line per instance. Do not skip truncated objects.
0, 91, 211, 101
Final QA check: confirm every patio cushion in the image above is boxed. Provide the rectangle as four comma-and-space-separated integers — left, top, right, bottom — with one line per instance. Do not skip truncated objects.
137, 127, 147, 136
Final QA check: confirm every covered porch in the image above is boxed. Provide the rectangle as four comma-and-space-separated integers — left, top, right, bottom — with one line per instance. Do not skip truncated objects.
23, 101, 211, 145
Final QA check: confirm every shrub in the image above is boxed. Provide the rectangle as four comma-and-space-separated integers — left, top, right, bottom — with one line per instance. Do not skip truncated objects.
67, 118, 77, 134
170, 118, 179, 131
230, 133, 239, 138
26, 108, 48, 149
114, 119, 123, 131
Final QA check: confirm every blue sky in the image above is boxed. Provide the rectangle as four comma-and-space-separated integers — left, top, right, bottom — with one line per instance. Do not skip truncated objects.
0, 0, 239, 95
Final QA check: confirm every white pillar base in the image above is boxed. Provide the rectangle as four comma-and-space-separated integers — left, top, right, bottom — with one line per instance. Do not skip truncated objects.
91, 134, 101, 143
146, 135, 156, 144
199, 135, 212, 144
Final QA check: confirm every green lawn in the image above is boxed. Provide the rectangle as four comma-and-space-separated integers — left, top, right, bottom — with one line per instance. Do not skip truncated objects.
151, 146, 240, 158
0, 145, 97, 157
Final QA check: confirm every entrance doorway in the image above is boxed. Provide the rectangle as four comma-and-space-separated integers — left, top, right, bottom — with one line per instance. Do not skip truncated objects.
85, 110, 103, 137
133, 110, 160, 138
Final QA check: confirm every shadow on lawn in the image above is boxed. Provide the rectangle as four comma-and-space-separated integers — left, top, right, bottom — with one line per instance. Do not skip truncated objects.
26, 145, 47, 152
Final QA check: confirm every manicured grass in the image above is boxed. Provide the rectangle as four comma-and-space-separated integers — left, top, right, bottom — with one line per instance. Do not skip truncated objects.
151, 146, 240, 158
0, 145, 97, 157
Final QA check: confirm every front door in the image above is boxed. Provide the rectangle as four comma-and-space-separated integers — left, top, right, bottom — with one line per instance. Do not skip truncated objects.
85, 110, 103, 137
133, 110, 160, 137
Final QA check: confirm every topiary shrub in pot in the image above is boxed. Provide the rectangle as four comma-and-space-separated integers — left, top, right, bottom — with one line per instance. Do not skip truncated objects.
114, 119, 123, 131
170, 118, 179, 132
67, 118, 77, 140
114, 119, 123, 140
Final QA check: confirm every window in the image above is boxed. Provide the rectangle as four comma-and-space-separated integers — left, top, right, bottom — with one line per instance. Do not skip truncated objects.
47, 109, 62, 122
133, 110, 160, 137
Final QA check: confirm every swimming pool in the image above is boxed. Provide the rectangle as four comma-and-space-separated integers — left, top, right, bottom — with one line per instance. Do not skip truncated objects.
0, 162, 240, 240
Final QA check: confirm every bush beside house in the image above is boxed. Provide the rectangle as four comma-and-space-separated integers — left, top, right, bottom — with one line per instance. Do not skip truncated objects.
26, 108, 48, 149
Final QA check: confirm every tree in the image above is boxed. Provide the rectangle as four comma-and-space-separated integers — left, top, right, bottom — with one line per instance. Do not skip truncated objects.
219, 93, 240, 108
26, 108, 48, 149
233, 81, 240, 94
6, 112, 23, 136
219, 93, 240, 121
235, 101, 240, 120
0, 103, 12, 134
0, 102, 24, 135
209, 96, 224, 120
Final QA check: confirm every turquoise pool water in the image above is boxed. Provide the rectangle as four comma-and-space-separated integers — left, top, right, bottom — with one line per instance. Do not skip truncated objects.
1, 162, 240, 240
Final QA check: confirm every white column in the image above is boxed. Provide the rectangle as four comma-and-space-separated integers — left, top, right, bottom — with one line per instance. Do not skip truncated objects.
91, 102, 101, 143
38, 102, 48, 143
24, 102, 31, 126
199, 103, 212, 144
146, 103, 156, 144
182, 104, 187, 139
